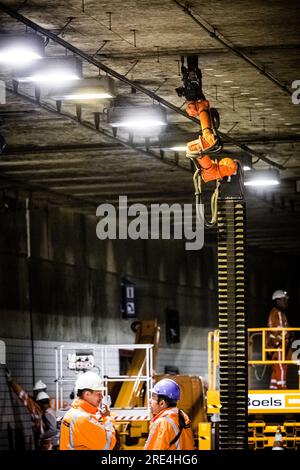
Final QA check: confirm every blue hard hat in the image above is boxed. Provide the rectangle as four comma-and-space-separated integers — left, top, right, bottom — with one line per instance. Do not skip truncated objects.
152, 379, 180, 401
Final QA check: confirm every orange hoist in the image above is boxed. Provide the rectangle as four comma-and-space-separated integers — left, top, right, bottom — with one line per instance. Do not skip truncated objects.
176, 55, 238, 225
176, 57, 248, 449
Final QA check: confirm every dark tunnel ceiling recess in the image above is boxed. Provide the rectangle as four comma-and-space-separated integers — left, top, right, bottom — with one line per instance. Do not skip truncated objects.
0, 0, 299, 254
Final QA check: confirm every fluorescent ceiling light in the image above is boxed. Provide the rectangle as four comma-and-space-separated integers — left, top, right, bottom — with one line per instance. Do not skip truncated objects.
108, 105, 167, 132
224, 80, 233, 83
169, 146, 187, 151
249, 97, 258, 100
13, 57, 82, 84
48, 77, 115, 101
245, 179, 280, 187
243, 166, 251, 171
244, 169, 280, 187
116, 119, 166, 128
0, 34, 44, 66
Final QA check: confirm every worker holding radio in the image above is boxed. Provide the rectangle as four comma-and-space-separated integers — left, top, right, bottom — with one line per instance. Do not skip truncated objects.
59, 371, 116, 450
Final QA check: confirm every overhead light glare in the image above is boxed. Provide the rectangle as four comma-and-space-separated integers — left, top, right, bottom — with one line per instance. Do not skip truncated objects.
116, 119, 166, 128
108, 105, 167, 134
244, 179, 280, 187
48, 77, 115, 101
244, 168, 280, 187
170, 146, 187, 151
13, 57, 82, 85
25, 73, 80, 84
223, 80, 233, 83
240, 92, 250, 95
249, 97, 258, 100
243, 165, 251, 171
214, 74, 224, 77
0, 47, 42, 66
0, 34, 44, 67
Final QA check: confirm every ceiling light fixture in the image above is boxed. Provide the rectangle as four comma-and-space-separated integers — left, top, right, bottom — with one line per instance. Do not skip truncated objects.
249, 97, 258, 100
13, 57, 82, 84
48, 77, 115, 101
108, 105, 167, 135
244, 168, 280, 187
0, 34, 44, 67
169, 145, 187, 152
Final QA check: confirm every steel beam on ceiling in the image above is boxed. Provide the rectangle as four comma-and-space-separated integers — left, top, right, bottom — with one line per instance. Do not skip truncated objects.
174, 0, 292, 97
0, 3, 285, 170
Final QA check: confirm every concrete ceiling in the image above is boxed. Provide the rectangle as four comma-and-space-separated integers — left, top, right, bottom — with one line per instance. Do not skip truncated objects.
0, 0, 299, 254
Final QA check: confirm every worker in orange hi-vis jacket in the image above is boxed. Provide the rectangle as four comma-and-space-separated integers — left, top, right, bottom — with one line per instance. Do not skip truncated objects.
144, 378, 195, 450
5, 367, 44, 449
59, 371, 116, 450
267, 290, 292, 390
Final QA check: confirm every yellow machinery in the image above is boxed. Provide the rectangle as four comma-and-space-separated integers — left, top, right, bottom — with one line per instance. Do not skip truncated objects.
205, 327, 300, 449
111, 319, 159, 449
111, 319, 207, 449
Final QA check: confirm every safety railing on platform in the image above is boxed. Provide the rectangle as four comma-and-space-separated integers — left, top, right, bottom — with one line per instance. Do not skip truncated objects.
55, 343, 153, 420
208, 328, 300, 395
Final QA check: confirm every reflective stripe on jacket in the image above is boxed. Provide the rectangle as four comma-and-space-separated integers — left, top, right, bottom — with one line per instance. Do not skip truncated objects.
144, 407, 195, 450
59, 398, 116, 450
268, 307, 289, 346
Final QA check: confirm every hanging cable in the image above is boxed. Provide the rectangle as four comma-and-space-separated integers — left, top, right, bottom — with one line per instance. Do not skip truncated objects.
193, 166, 220, 228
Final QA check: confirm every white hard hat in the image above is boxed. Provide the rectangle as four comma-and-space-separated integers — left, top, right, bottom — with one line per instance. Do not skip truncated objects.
272, 290, 289, 300
36, 391, 50, 401
33, 380, 47, 391
75, 372, 106, 392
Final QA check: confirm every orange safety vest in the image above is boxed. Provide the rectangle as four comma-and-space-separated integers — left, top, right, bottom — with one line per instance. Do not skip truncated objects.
267, 307, 289, 346
144, 407, 195, 450
59, 398, 116, 450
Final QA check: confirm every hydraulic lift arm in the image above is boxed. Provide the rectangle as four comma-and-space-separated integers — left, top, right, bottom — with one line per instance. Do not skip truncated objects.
176, 55, 237, 184
176, 56, 248, 450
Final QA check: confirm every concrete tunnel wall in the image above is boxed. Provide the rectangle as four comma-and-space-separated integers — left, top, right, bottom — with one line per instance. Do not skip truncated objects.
0, 203, 300, 449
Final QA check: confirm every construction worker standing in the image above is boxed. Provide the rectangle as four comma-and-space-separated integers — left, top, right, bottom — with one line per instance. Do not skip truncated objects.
267, 290, 291, 389
144, 378, 195, 450
36, 392, 58, 450
59, 371, 116, 450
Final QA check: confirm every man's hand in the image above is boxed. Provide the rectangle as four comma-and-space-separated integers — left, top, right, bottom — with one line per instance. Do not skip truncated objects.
100, 403, 111, 419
